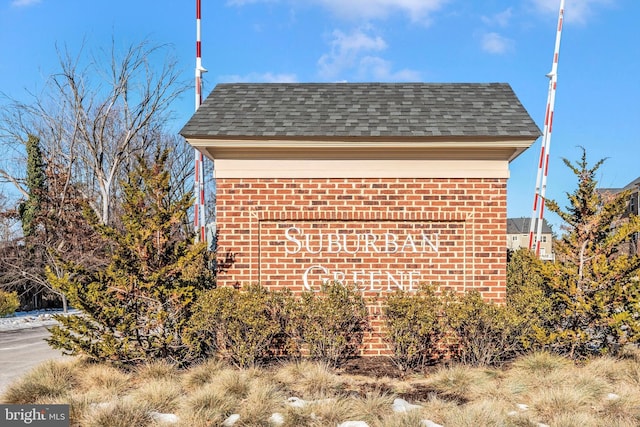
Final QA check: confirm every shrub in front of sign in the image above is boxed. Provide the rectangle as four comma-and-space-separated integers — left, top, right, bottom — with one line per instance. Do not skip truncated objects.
382, 284, 448, 371
445, 291, 526, 366
189, 285, 285, 368
383, 284, 546, 368
0, 289, 20, 316
288, 281, 369, 367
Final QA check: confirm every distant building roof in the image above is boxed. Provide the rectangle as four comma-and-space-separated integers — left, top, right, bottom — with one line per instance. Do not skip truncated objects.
597, 177, 640, 195
507, 217, 553, 234
180, 82, 541, 139
623, 177, 640, 190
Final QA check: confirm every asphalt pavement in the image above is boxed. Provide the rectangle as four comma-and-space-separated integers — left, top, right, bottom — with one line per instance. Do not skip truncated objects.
0, 326, 66, 395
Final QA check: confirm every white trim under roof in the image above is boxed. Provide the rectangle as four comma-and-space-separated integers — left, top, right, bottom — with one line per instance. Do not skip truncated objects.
214, 159, 509, 179
184, 136, 537, 163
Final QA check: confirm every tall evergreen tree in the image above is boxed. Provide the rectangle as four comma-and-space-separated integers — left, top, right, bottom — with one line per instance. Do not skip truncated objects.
543, 147, 640, 358
18, 134, 46, 237
47, 149, 214, 366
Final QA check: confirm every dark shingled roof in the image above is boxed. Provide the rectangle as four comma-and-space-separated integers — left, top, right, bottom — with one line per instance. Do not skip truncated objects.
180, 83, 541, 139
598, 176, 640, 195
507, 217, 553, 234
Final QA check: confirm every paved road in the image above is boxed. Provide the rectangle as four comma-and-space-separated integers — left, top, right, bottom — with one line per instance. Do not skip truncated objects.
0, 326, 66, 395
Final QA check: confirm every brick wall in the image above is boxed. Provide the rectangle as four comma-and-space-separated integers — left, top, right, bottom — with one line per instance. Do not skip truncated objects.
215, 177, 507, 355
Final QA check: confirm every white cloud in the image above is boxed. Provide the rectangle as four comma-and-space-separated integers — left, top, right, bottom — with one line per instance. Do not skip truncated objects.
318, 28, 387, 79
11, 0, 41, 6
481, 32, 514, 54
219, 72, 298, 83
228, 0, 450, 24
313, 0, 449, 23
530, 0, 615, 24
481, 8, 513, 27
359, 56, 421, 81
318, 28, 420, 81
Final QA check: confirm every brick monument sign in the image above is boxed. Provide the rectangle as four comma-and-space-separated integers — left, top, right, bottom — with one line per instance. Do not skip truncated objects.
180, 83, 540, 355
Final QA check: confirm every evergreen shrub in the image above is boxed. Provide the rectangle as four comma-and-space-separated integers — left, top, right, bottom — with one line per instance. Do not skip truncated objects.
0, 289, 20, 316
46, 150, 215, 367
289, 281, 369, 367
189, 282, 369, 367
189, 285, 286, 368
382, 284, 447, 371
507, 248, 555, 352
382, 285, 536, 368
541, 149, 640, 358
445, 291, 526, 366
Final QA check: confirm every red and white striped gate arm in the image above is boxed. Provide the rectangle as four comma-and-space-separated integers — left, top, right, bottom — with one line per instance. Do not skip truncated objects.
194, 0, 207, 242
528, 0, 565, 257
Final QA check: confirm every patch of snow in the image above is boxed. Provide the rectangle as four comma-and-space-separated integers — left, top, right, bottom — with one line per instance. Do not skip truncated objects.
421, 420, 443, 427
89, 402, 113, 410
222, 413, 240, 426
0, 309, 79, 332
285, 396, 335, 408
392, 397, 422, 413
149, 411, 179, 423
286, 396, 309, 408
338, 422, 369, 427
607, 393, 620, 400
516, 403, 529, 411
268, 412, 284, 425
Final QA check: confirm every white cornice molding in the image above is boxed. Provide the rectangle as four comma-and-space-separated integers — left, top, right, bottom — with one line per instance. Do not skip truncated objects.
213, 159, 510, 179
185, 137, 536, 163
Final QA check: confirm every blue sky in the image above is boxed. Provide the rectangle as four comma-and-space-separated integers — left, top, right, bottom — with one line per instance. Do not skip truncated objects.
1, 0, 638, 232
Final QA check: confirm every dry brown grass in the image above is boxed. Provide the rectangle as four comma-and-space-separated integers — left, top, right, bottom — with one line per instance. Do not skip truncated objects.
236, 377, 286, 425
273, 359, 343, 398
1, 358, 81, 404
511, 351, 572, 374
440, 399, 517, 426
594, 386, 640, 426
80, 399, 155, 427
129, 378, 183, 413
422, 365, 498, 403
181, 357, 226, 390
179, 382, 238, 426
351, 391, 395, 425
77, 363, 132, 397
134, 360, 180, 382
287, 396, 357, 426
2, 351, 640, 426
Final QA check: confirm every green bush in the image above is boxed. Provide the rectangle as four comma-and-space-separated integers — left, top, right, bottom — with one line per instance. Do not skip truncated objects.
190, 285, 286, 368
0, 289, 20, 317
189, 282, 370, 368
507, 248, 555, 351
290, 281, 369, 367
541, 149, 640, 358
446, 291, 527, 366
46, 150, 215, 367
383, 284, 447, 371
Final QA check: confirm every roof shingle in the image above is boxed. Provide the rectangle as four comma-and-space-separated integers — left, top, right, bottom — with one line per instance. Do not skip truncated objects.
180, 83, 541, 139
507, 217, 553, 234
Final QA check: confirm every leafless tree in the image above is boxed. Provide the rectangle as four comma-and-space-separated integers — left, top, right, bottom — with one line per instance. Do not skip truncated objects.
1, 38, 190, 225
0, 192, 19, 242
0, 38, 193, 310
